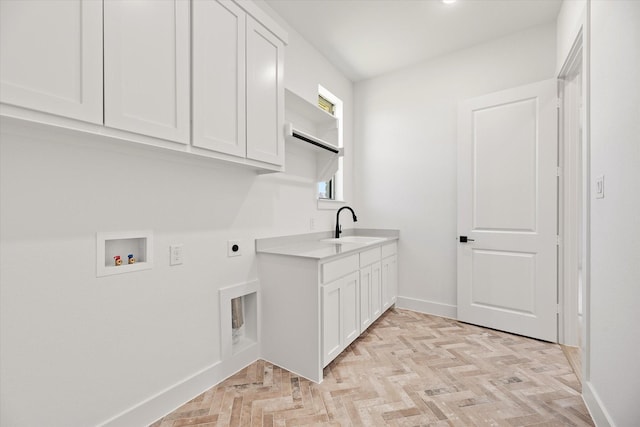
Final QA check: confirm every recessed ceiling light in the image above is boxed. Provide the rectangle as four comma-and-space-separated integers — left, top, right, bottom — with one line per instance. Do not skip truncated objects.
442, 0, 457, 4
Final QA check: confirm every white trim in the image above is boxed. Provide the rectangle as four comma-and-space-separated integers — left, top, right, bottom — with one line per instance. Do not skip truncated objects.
555, 0, 591, 387
557, 16, 591, 396
582, 0, 591, 382
317, 198, 346, 210
98, 279, 260, 426
395, 296, 457, 319
97, 347, 259, 427
583, 381, 614, 427
317, 84, 344, 202
557, 33, 584, 346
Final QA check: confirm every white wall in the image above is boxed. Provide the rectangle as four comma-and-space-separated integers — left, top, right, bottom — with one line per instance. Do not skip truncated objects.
256, 0, 355, 208
557, 0, 587, 73
354, 24, 557, 317
586, 1, 640, 425
0, 6, 353, 427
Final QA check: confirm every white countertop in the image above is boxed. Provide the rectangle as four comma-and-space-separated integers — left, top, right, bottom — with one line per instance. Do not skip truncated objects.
255, 229, 399, 260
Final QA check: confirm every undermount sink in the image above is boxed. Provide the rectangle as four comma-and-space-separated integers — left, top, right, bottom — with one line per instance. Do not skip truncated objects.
320, 236, 386, 244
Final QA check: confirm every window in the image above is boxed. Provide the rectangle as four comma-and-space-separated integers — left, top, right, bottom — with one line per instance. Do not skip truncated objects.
318, 95, 335, 115
317, 179, 333, 199
317, 85, 343, 201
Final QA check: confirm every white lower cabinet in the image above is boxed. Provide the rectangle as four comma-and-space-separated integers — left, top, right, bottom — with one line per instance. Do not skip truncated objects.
359, 245, 383, 331
359, 265, 372, 331
322, 271, 359, 366
382, 257, 398, 311
259, 239, 398, 383
381, 242, 398, 310
360, 261, 382, 331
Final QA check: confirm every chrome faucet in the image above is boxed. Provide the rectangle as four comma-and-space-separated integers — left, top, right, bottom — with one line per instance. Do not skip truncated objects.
335, 206, 358, 238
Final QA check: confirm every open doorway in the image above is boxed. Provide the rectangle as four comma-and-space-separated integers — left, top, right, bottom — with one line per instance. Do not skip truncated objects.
558, 31, 586, 383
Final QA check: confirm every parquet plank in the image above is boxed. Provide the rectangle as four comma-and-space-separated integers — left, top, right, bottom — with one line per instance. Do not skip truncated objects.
152, 309, 593, 426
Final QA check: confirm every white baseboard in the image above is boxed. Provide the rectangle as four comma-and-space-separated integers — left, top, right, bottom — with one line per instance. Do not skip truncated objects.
396, 296, 457, 319
98, 344, 259, 427
583, 380, 615, 427
102, 296, 618, 427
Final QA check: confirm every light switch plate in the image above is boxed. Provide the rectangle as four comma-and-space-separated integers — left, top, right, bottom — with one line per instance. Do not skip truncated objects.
595, 175, 605, 199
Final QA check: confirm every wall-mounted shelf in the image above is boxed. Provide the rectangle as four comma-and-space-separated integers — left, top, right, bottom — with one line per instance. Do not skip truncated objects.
285, 124, 339, 153
284, 89, 342, 181
285, 89, 338, 133
284, 123, 342, 181
96, 230, 153, 277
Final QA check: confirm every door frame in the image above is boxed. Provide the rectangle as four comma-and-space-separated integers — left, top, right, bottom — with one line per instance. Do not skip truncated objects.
558, 32, 582, 346
557, 27, 590, 381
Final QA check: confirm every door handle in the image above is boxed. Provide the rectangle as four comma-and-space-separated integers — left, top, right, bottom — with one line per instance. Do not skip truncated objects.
459, 236, 475, 242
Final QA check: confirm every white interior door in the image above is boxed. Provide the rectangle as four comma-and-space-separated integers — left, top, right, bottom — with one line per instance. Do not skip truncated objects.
457, 79, 558, 342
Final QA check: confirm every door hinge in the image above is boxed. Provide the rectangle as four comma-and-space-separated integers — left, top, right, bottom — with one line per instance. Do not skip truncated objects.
556, 166, 562, 177
556, 98, 561, 109
557, 304, 561, 314
556, 235, 561, 246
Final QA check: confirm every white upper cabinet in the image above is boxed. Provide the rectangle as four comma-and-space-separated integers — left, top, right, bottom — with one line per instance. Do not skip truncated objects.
1, 0, 286, 171
104, 0, 190, 144
0, 0, 103, 124
192, 0, 246, 156
193, 2, 286, 166
246, 17, 285, 166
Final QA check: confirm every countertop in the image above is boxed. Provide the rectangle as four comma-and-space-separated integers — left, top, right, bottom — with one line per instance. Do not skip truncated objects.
255, 229, 399, 260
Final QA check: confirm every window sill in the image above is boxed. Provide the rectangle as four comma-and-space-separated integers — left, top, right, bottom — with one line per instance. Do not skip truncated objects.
317, 199, 346, 210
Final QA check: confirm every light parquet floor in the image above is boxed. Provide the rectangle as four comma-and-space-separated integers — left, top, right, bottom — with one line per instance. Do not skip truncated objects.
560, 345, 582, 385
151, 309, 593, 427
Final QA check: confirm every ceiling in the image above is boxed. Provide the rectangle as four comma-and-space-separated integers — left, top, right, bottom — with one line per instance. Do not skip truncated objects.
264, 0, 563, 82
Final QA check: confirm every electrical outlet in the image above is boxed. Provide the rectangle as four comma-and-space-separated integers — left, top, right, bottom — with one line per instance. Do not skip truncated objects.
228, 240, 242, 257
595, 175, 605, 199
310, 218, 316, 230
170, 244, 184, 265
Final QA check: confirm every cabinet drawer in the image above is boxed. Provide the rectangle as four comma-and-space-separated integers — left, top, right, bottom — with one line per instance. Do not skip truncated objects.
360, 247, 381, 267
321, 254, 358, 284
381, 242, 397, 258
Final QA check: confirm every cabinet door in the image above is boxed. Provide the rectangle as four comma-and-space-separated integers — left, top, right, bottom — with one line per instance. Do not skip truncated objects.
322, 279, 342, 367
104, 0, 190, 143
246, 17, 285, 165
360, 266, 372, 330
322, 271, 360, 366
342, 272, 360, 346
381, 255, 398, 311
389, 255, 398, 304
0, 0, 102, 123
192, 0, 246, 156
371, 261, 382, 321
